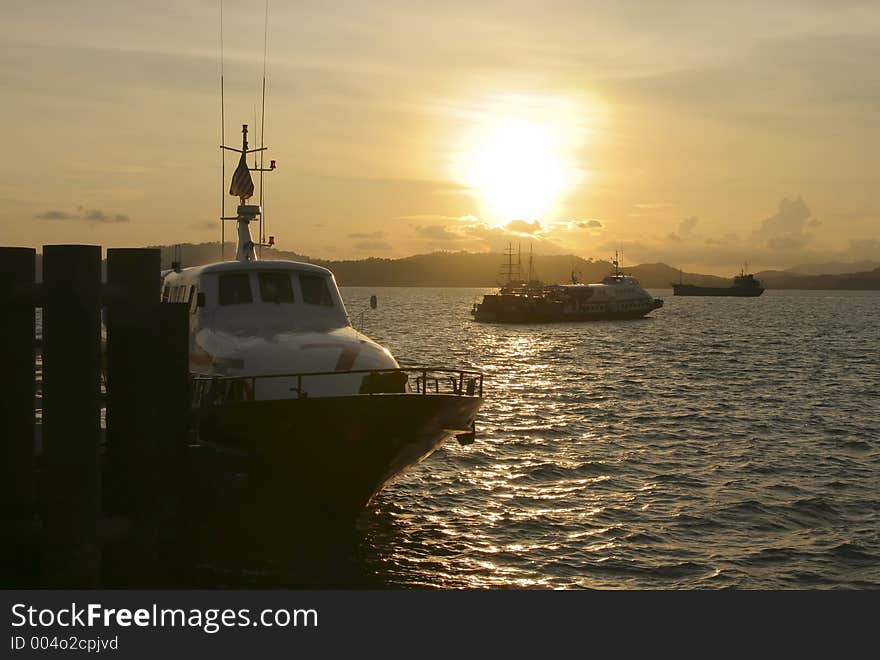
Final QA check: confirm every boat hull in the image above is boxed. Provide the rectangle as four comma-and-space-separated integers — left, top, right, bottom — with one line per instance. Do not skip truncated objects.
190, 393, 481, 525
672, 285, 764, 297
471, 298, 663, 323
473, 308, 658, 323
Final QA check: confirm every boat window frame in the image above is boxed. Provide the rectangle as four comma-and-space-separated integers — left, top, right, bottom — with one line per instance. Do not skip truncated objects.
258, 271, 296, 304
189, 285, 199, 314
218, 272, 255, 306
299, 273, 335, 307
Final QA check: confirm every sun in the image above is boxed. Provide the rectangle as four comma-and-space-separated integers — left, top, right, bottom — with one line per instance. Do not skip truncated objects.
465, 119, 570, 221
453, 95, 589, 223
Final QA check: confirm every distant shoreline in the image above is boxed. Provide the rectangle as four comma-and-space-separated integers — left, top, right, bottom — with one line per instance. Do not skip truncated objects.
29, 243, 880, 291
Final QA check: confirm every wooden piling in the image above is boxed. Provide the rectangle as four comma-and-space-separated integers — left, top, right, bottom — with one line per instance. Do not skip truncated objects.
158, 302, 192, 585
42, 245, 102, 587
0, 247, 36, 585
104, 248, 162, 585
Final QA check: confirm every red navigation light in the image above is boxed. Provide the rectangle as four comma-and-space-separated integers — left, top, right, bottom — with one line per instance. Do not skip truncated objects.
270, 160, 276, 169
268, 235, 275, 246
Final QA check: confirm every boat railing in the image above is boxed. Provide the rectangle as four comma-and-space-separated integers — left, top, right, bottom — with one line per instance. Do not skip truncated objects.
191, 367, 484, 406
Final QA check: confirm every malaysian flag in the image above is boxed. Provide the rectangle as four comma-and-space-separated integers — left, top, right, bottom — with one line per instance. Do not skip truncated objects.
229, 152, 254, 200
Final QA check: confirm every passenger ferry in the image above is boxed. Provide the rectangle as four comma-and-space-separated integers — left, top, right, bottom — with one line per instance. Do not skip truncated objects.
471, 253, 663, 323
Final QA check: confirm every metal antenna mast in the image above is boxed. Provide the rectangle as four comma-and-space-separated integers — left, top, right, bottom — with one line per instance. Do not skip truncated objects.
258, 0, 269, 257
219, 0, 226, 261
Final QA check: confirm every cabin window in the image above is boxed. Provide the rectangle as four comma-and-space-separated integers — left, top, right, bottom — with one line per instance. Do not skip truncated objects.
218, 273, 253, 306
299, 274, 333, 307
259, 272, 295, 303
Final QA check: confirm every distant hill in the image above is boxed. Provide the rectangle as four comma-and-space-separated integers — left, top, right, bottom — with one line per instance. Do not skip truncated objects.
30, 243, 880, 289
147, 243, 729, 288
787, 260, 880, 276
628, 263, 729, 289
756, 267, 880, 290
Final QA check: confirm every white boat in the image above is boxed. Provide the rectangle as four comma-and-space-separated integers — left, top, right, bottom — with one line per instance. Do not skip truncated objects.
163, 125, 483, 524
472, 252, 663, 322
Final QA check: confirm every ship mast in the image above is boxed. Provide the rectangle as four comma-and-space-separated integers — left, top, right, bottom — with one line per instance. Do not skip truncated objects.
500, 242, 522, 286
221, 124, 276, 262
527, 243, 534, 283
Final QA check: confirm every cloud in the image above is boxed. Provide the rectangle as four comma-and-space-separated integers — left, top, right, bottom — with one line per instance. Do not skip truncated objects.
347, 230, 387, 239
189, 220, 217, 231
353, 239, 392, 252
591, 196, 873, 273
504, 219, 543, 235
82, 208, 130, 223
629, 202, 679, 219
847, 238, 879, 257
634, 202, 675, 210
405, 215, 569, 253
767, 235, 807, 251
35, 210, 75, 220
35, 207, 131, 223
679, 216, 698, 235
414, 224, 467, 243
595, 239, 649, 258
751, 197, 816, 251
667, 216, 698, 242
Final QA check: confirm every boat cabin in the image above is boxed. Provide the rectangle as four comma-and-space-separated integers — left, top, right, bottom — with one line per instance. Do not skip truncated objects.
162, 260, 350, 334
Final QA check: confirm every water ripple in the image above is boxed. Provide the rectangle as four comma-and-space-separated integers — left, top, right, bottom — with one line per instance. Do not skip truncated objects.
214, 288, 880, 588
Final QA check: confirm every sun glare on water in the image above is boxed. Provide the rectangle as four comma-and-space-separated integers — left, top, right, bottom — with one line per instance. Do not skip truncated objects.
453, 96, 590, 223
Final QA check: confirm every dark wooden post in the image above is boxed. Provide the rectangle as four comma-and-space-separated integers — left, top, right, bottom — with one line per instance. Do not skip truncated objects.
42, 245, 102, 587
157, 302, 192, 585
0, 247, 36, 585
104, 248, 161, 585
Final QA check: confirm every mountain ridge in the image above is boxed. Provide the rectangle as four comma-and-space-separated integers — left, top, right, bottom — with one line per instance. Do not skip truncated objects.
149, 243, 880, 290
29, 243, 880, 289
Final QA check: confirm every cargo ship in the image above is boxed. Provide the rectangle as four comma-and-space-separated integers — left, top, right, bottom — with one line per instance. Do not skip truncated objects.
672, 268, 764, 297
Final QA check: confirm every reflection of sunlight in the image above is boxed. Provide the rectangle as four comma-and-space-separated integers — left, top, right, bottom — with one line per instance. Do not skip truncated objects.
452, 94, 592, 222
507, 335, 537, 357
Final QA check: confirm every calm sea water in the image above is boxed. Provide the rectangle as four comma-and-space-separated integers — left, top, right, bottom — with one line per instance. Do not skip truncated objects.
42, 288, 877, 588
327, 287, 879, 589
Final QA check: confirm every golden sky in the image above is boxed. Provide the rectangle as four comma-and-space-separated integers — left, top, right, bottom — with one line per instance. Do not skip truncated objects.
2, 0, 879, 273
